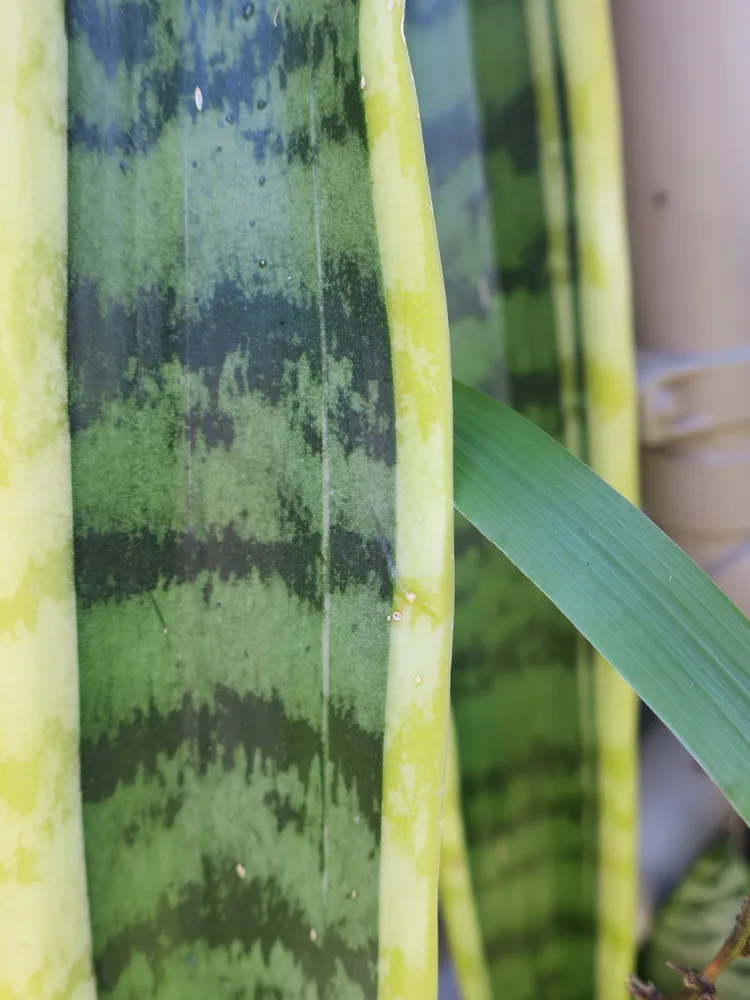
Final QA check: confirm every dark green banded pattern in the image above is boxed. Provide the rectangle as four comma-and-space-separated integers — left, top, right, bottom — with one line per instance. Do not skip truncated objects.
67, 1, 398, 996
644, 845, 750, 1000
406, 1, 596, 998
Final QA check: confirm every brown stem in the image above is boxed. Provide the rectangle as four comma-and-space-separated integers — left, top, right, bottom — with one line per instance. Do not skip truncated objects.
627, 893, 750, 1000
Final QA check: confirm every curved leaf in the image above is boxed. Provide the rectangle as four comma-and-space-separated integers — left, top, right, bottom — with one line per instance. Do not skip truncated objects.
67, 1, 452, 997
438, 717, 492, 1000
454, 380, 750, 829
0, 3, 95, 998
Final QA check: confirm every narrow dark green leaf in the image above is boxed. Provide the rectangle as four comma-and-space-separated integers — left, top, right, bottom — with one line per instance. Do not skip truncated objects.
454, 379, 750, 822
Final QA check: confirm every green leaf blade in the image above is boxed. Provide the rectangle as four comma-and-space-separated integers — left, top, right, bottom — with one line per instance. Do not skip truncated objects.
454, 379, 750, 819
66, 1, 453, 996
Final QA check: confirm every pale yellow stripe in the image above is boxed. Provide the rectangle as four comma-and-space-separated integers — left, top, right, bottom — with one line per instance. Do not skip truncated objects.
552, 3, 640, 999
360, 2, 455, 999
439, 716, 492, 1000
0, 4, 96, 999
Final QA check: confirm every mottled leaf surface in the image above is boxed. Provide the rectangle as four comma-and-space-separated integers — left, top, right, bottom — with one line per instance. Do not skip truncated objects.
67, 1, 401, 996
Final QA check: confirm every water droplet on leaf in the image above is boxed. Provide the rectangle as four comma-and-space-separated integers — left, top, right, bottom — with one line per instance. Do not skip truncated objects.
414, 674, 423, 685
309, 928, 318, 942
391, 610, 402, 621
360, 75, 366, 90
243, 2, 255, 17
236, 862, 246, 878
258, 258, 267, 268
194, 86, 204, 111
257, 99, 267, 110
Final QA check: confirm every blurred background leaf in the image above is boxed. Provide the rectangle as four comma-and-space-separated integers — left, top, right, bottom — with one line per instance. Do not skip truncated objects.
406, 1, 638, 996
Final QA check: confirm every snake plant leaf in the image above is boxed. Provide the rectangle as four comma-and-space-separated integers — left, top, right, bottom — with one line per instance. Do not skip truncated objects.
454, 380, 750, 829
66, 1, 453, 998
406, 0, 637, 997
644, 844, 750, 1000
551, 2, 641, 995
438, 716, 493, 1000
0, 5, 96, 999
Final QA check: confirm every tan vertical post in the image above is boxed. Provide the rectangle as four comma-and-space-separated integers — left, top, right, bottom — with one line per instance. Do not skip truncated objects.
611, 0, 750, 617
